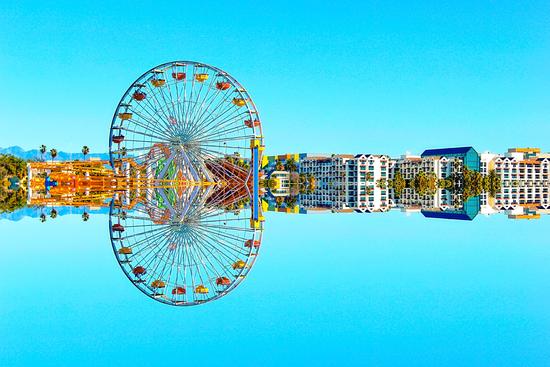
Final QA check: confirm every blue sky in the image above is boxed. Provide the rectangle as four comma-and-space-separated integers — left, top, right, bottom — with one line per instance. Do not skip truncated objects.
1, 2, 550, 366
0, 1, 548, 156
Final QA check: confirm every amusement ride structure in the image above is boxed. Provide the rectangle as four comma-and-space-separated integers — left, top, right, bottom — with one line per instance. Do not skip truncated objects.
28, 61, 266, 306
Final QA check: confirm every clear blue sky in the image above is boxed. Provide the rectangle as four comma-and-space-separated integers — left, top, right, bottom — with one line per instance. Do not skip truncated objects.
0, 1, 548, 156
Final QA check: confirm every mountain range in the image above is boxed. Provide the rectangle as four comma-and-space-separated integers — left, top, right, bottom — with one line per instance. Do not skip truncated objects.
0, 146, 109, 161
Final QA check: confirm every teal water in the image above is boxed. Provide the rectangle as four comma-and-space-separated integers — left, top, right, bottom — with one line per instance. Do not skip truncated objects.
1, 211, 549, 366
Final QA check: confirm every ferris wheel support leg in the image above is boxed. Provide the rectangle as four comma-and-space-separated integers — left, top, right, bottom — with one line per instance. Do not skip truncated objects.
250, 140, 261, 229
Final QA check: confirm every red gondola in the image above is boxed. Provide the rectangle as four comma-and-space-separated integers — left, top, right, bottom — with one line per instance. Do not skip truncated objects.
132, 266, 146, 276
244, 119, 260, 128
112, 135, 125, 144
172, 286, 186, 295
132, 91, 146, 101
216, 277, 231, 286
216, 81, 231, 90
172, 72, 186, 80
112, 223, 125, 232
245, 239, 260, 248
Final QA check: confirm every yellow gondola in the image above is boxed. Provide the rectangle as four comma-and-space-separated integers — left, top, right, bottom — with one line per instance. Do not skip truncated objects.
232, 98, 246, 107
151, 79, 166, 87
118, 112, 133, 120
195, 73, 209, 82
195, 285, 209, 294
232, 260, 246, 269
118, 246, 132, 255
151, 280, 166, 288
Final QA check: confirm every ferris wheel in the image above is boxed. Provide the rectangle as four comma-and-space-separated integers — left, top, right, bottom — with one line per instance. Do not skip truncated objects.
109, 61, 263, 169
108, 61, 265, 306
109, 200, 262, 306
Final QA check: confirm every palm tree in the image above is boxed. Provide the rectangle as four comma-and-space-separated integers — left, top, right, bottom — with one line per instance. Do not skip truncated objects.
50, 208, 58, 219
50, 148, 58, 161
82, 212, 90, 222
284, 158, 297, 172
39, 213, 46, 223
82, 146, 90, 160
39, 145, 47, 161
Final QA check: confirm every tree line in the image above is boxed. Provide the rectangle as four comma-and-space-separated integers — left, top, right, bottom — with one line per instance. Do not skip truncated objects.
383, 165, 501, 199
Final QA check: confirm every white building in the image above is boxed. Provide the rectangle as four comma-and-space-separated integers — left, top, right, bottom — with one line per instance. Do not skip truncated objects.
299, 154, 394, 212
480, 148, 550, 218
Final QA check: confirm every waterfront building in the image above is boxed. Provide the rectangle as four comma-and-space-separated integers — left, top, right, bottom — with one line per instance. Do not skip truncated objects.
421, 147, 480, 172
480, 148, 550, 219
263, 147, 550, 220
298, 153, 394, 212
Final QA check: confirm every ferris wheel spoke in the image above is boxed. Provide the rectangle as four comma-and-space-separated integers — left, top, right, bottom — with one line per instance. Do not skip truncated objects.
191, 225, 250, 258
173, 63, 189, 130
194, 123, 248, 149
183, 68, 201, 131
195, 118, 250, 143
181, 235, 199, 297
125, 114, 174, 141
143, 80, 180, 134
119, 126, 172, 142
188, 239, 224, 295
190, 88, 232, 134
120, 224, 173, 240
200, 143, 251, 151
156, 76, 180, 126
190, 96, 239, 135
136, 89, 177, 138
190, 85, 243, 132
197, 134, 256, 144
186, 239, 207, 291
137, 228, 177, 267
192, 106, 246, 140
185, 74, 217, 131
188, 82, 234, 133
124, 106, 170, 136
203, 224, 255, 239
125, 228, 174, 255
187, 229, 229, 281
130, 97, 174, 137
198, 224, 255, 241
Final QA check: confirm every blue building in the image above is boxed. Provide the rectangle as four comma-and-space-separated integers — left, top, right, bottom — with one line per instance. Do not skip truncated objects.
421, 147, 480, 171
421, 196, 480, 221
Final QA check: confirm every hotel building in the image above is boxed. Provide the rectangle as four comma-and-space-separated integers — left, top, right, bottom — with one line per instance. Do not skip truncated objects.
480, 148, 550, 219
298, 153, 394, 212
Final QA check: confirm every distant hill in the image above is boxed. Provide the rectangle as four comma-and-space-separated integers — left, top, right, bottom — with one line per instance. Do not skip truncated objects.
0, 146, 109, 161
